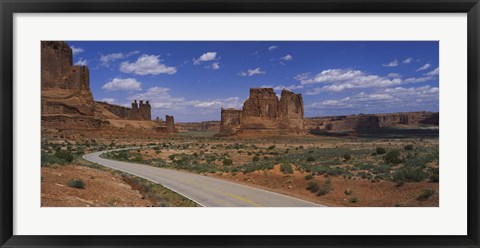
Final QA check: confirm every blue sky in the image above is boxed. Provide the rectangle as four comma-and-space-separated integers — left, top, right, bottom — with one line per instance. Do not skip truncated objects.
67, 41, 439, 122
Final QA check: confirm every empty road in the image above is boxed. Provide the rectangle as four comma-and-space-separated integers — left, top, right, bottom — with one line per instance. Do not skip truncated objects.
83, 150, 322, 207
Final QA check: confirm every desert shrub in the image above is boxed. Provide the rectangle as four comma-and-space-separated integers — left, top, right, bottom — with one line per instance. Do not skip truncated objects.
223, 159, 233, 166
306, 181, 320, 193
54, 150, 74, 163
316, 178, 333, 196
416, 188, 435, 201
304, 174, 314, 180
280, 163, 293, 174
384, 150, 402, 165
267, 145, 276, 150
404, 144, 414, 150
343, 153, 351, 161
67, 179, 85, 189
376, 147, 386, 155
306, 156, 316, 162
252, 156, 260, 162
133, 153, 143, 162
168, 154, 176, 161
428, 168, 439, 182
344, 188, 353, 195
41, 153, 65, 166
348, 196, 358, 203
357, 163, 375, 171
392, 166, 427, 182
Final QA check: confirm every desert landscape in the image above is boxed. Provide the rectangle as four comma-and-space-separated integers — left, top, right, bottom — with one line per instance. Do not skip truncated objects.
41, 41, 439, 207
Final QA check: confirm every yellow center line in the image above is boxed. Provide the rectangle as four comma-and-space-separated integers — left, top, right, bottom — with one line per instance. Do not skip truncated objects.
155, 172, 264, 207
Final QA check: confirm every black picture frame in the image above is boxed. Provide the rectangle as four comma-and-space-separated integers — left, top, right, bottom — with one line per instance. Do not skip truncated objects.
1, 0, 479, 247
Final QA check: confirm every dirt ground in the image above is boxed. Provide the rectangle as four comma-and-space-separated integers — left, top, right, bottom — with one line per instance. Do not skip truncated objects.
209, 164, 439, 207
41, 165, 153, 207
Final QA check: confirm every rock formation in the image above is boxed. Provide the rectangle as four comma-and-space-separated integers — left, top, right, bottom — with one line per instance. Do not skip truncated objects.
220, 88, 304, 135
304, 111, 439, 133
41, 41, 155, 132
129, 100, 151, 120
155, 115, 177, 133
41, 41, 95, 116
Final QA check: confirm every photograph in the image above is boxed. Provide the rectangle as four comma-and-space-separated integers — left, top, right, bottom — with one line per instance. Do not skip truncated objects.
41, 40, 439, 207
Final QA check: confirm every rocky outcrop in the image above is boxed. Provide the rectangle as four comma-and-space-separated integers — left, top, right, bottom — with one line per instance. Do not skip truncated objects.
154, 115, 177, 133
220, 88, 304, 135
129, 100, 151, 120
177, 121, 221, 132
166, 115, 176, 133
305, 111, 439, 133
41, 41, 95, 117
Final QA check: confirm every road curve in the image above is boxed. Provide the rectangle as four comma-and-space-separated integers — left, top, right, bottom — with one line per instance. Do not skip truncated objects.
83, 150, 323, 207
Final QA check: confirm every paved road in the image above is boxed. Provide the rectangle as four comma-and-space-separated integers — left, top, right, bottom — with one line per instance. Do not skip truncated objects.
83, 150, 322, 207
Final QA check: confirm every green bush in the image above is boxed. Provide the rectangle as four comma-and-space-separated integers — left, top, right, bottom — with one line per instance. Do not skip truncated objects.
316, 178, 333, 196
428, 168, 439, 182
280, 163, 293, 174
384, 150, 402, 164
67, 179, 85, 189
344, 188, 353, 195
223, 159, 233, 166
306, 156, 316, 162
416, 188, 435, 201
54, 150, 74, 163
304, 174, 314, 180
348, 196, 359, 203
404, 144, 414, 150
343, 153, 351, 161
393, 166, 427, 182
376, 147, 386, 155
306, 181, 320, 193
267, 145, 276, 150
252, 156, 260, 162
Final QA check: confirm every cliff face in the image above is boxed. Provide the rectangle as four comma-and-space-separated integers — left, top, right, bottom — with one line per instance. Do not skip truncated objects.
305, 111, 439, 133
41, 41, 154, 132
41, 41, 95, 117
221, 88, 305, 135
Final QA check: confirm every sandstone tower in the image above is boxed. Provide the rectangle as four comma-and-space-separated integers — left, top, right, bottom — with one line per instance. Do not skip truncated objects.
220, 88, 304, 135
41, 41, 95, 116
129, 100, 151, 120
166, 115, 176, 133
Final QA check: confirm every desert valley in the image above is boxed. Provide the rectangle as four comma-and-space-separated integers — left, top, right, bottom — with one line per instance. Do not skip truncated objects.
41, 41, 439, 207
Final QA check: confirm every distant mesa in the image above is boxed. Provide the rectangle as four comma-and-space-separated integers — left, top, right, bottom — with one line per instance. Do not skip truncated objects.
220, 88, 305, 136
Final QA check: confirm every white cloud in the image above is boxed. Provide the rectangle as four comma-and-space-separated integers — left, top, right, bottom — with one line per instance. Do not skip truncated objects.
129, 87, 241, 113
102, 78, 142, 91
100, 53, 124, 67
100, 98, 116, 103
402, 57, 414, 64
387, 73, 402, 78
193, 52, 217, 65
268, 45, 278, 51
99, 51, 139, 68
211, 62, 220, 70
74, 59, 88, 66
308, 85, 438, 112
297, 68, 438, 94
280, 54, 293, 61
425, 67, 439, 76
382, 59, 399, 67
71, 46, 84, 55
193, 97, 241, 109
417, 63, 431, 71
272, 84, 304, 91
238, 67, 266, 76
120, 54, 176, 75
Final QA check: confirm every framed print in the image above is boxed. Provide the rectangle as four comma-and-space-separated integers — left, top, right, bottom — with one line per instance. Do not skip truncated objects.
1, 0, 479, 247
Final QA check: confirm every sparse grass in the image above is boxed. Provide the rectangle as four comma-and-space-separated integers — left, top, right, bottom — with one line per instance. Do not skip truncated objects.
416, 188, 435, 201
67, 179, 85, 189
280, 163, 293, 174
